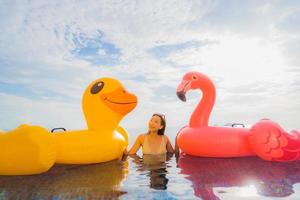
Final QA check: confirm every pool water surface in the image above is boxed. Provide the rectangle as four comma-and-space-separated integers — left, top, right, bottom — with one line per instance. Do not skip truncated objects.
1, 154, 300, 199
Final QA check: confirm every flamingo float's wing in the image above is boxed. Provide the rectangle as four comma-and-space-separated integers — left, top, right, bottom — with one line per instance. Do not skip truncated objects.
249, 119, 300, 162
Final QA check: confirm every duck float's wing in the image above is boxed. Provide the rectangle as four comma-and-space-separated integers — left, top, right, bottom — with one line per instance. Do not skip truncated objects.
249, 119, 300, 162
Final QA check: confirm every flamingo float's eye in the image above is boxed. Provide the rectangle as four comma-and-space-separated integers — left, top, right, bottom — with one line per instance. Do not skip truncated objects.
90, 81, 104, 94
192, 75, 197, 80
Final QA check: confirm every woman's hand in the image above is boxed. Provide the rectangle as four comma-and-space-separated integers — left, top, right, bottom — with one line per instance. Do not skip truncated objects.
121, 148, 128, 161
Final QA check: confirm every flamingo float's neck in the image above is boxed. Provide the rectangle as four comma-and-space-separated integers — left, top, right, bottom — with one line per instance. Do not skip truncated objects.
189, 78, 216, 128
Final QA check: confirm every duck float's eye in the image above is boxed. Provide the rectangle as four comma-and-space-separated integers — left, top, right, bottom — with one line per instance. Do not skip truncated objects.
192, 75, 197, 80
90, 81, 104, 94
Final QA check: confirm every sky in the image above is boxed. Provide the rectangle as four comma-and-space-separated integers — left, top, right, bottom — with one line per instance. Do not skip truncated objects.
0, 0, 299, 140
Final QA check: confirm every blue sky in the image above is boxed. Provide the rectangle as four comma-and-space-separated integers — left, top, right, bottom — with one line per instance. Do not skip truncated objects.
0, 0, 299, 139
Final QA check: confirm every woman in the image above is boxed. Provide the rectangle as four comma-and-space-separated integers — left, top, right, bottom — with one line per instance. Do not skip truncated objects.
127, 113, 174, 155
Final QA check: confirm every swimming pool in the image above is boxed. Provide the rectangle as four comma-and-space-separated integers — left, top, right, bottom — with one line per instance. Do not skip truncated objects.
1, 154, 300, 199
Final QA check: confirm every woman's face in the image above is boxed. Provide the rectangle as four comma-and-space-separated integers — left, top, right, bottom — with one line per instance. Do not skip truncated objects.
148, 115, 163, 132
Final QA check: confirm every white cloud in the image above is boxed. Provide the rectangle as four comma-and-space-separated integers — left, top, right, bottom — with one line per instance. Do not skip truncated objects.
97, 49, 106, 56
0, 92, 85, 130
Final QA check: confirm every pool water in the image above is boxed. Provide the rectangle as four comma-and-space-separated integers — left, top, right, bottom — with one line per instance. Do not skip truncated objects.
1, 154, 300, 200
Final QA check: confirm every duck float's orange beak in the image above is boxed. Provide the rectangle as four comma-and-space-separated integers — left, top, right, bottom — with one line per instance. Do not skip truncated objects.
176, 80, 192, 102
100, 88, 137, 115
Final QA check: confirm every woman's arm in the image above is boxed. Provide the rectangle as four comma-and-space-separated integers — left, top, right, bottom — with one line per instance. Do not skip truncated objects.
175, 134, 180, 155
175, 126, 187, 155
165, 136, 175, 153
128, 135, 143, 154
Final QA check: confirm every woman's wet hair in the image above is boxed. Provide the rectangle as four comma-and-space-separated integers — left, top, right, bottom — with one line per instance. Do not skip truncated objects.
152, 113, 166, 135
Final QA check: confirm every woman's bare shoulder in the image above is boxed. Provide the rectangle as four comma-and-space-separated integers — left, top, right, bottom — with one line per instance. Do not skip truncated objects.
163, 135, 170, 141
137, 134, 146, 142
163, 135, 170, 139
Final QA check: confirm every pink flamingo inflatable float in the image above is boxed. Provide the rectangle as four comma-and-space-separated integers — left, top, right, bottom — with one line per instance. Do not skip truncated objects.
176, 71, 300, 162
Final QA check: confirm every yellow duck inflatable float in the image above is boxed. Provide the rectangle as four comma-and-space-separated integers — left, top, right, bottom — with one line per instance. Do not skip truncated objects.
0, 78, 137, 175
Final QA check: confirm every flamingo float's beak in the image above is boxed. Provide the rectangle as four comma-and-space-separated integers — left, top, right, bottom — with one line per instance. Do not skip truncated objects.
177, 91, 186, 102
176, 80, 191, 102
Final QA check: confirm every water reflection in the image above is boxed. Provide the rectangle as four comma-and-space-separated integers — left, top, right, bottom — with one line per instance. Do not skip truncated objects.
177, 154, 300, 200
130, 153, 173, 190
3, 153, 300, 199
0, 160, 128, 199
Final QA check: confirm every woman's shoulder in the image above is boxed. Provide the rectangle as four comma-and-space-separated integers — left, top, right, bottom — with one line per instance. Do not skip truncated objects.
163, 135, 170, 141
137, 133, 147, 142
